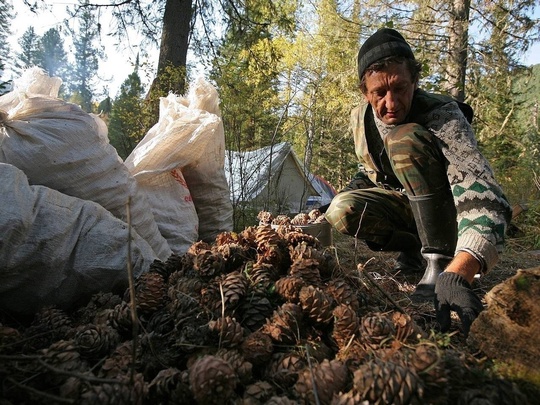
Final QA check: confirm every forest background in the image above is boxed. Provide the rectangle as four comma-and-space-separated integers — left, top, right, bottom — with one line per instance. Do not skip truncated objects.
1, 0, 539, 248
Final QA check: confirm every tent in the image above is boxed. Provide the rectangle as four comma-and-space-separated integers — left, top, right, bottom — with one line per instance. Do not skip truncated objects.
224, 142, 336, 214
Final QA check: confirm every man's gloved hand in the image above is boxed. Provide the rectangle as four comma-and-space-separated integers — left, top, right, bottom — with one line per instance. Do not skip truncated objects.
434, 272, 484, 336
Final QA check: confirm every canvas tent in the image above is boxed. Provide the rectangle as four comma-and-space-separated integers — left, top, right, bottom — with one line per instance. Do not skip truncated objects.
224, 142, 336, 214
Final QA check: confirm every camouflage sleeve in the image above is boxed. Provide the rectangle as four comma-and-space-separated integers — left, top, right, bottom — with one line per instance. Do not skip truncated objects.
339, 167, 375, 193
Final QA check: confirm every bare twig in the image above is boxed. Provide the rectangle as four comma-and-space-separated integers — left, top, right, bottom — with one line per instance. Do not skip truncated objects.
357, 260, 408, 314
125, 197, 139, 384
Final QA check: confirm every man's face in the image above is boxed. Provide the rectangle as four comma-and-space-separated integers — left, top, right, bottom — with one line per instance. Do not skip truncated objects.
362, 61, 417, 125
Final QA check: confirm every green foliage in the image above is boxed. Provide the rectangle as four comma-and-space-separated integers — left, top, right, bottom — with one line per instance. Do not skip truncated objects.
65, 0, 104, 112
16, 27, 40, 71
108, 67, 147, 159
0, 0, 13, 93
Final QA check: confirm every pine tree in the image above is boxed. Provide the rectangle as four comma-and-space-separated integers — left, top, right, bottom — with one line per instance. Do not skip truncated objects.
16, 27, 40, 73
65, 0, 104, 112
0, 0, 13, 92
108, 61, 146, 159
37, 28, 69, 80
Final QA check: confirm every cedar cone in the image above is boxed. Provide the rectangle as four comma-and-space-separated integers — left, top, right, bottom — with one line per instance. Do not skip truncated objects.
188, 355, 238, 405
360, 312, 396, 348
332, 304, 360, 349
74, 323, 120, 358
133, 271, 168, 313
294, 359, 350, 405
291, 213, 310, 225
148, 367, 193, 404
193, 249, 225, 279
326, 279, 361, 313
220, 270, 249, 310
286, 230, 321, 249
257, 211, 274, 225
352, 358, 422, 405
245, 261, 280, 289
267, 352, 306, 388
299, 285, 334, 326
275, 275, 306, 303
107, 301, 133, 336
289, 257, 322, 286
40, 340, 87, 386
240, 330, 274, 366
208, 316, 245, 348
244, 381, 276, 403
80, 372, 147, 405
272, 214, 292, 225
261, 303, 303, 345
239, 289, 274, 332
215, 348, 253, 385
214, 242, 251, 271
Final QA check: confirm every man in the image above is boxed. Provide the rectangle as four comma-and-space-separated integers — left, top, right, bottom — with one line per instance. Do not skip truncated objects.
325, 28, 511, 335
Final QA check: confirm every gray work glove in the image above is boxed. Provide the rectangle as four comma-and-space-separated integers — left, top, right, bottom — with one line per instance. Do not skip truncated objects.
434, 272, 484, 336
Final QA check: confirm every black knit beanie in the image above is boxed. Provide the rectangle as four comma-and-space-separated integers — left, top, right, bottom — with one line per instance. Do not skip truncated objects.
357, 28, 415, 80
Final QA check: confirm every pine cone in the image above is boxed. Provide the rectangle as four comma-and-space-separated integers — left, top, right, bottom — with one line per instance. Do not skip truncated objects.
266, 396, 300, 405
290, 257, 322, 286
257, 211, 274, 225
215, 348, 253, 385
215, 231, 243, 246
332, 304, 359, 349
240, 330, 273, 366
360, 312, 396, 348
352, 358, 422, 405
335, 338, 368, 365
188, 355, 238, 405
193, 249, 225, 279
148, 258, 173, 282
267, 352, 306, 388
99, 339, 141, 378
239, 288, 274, 332
245, 261, 280, 289
331, 390, 364, 405
294, 359, 350, 405
244, 381, 276, 403
108, 301, 133, 336
275, 275, 306, 303
208, 316, 245, 348
261, 303, 303, 345
40, 340, 87, 385
286, 230, 322, 249
133, 271, 168, 313
168, 276, 206, 300
80, 372, 147, 405
308, 209, 322, 222
148, 367, 193, 404
214, 242, 251, 271
220, 270, 249, 310
326, 279, 361, 313
299, 285, 334, 326
75, 323, 120, 358
272, 214, 292, 225
24, 306, 73, 351
291, 213, 310, 225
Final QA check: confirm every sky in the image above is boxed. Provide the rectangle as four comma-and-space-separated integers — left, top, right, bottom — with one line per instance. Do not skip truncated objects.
8, 1, 540, 100
8, 0, 159, 98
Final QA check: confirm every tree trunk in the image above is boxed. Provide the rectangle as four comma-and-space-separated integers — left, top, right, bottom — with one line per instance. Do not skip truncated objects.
157, 0, 192, 93
145, 0, 192, 127
445, 0, 471, 101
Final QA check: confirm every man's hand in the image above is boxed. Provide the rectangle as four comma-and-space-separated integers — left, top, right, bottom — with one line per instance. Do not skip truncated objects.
434, 272, 484, 336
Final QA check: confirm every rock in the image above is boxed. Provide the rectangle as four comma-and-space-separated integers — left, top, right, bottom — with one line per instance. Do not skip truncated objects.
469, 267, 540, 381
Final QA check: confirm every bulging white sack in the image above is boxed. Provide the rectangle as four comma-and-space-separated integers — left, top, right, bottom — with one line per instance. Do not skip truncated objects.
0, 68, 171, 260
125, 92, 223, 254
0, 163, 157, 316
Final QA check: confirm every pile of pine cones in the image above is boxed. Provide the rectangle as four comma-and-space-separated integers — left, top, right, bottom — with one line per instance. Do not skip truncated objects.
0, 212, 528, 404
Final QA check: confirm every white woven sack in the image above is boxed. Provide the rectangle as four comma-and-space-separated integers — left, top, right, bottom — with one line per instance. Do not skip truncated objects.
182, 77, 233, 242
133, 168, 199, 255
0, 68, 171, 260
0, 163, 157, 316
125, 93, 221, 254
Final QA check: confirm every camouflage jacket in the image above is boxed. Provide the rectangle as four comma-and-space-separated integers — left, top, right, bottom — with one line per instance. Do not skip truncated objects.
350, 89, 511, 272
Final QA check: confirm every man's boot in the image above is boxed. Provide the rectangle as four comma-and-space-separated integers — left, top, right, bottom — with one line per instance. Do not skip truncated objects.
367, 230, 425, 273
408, 188, 457, 302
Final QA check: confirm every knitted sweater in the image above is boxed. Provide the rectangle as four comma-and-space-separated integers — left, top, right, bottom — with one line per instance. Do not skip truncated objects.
351, 89, 512, 273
